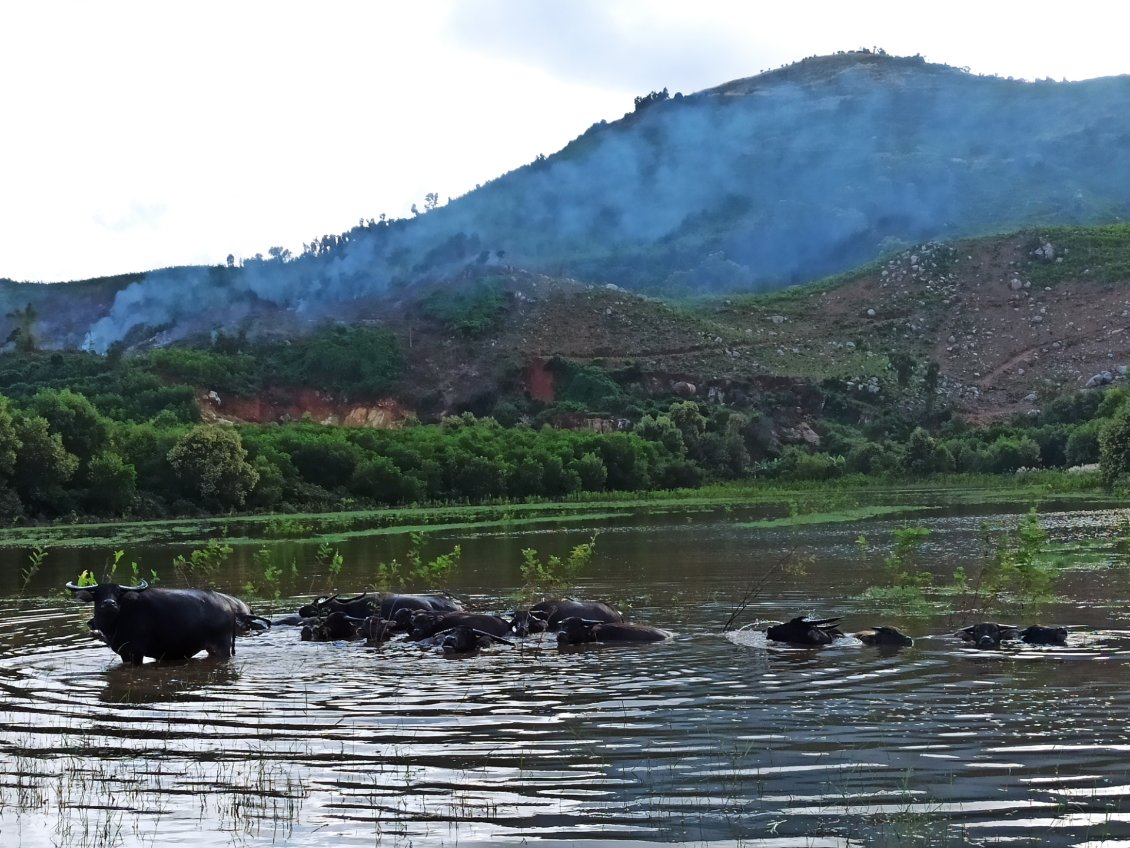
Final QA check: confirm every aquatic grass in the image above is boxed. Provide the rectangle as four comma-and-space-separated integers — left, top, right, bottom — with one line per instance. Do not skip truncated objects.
737, 505, 931, 529
857, 526, 936, 618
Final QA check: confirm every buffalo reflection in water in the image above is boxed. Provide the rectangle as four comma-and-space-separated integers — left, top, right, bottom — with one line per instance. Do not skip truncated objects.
99, 657, 240, 705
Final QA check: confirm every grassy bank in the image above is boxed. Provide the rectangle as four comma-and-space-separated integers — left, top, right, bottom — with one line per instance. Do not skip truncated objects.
0, 470, 1108, 549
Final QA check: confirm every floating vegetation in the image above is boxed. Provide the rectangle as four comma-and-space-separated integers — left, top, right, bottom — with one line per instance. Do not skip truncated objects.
738, 505, 931, 529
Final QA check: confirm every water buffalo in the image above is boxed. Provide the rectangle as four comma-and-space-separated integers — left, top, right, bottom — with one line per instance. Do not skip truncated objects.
353, 615, 394, 645
556, 617, 672, 646
439, 625, 513, 655
409, 611, 513, 642
297, 592, 376, 618
766, 616, 844, 646
513, 599, 623, 635
852, 626, 914, 647
298, 592, 461, 619
66, 580, 268, 665
509, 608, 549, 637
1019, 625, 1068, 645
318, 611, 365, 641
955, 622, 1020, 649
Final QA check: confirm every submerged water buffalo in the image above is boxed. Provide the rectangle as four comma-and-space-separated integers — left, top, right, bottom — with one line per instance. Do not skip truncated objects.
300, 610, 366, 642
409, 611, 513, 642
438, 625, 513, 655
353, 615, 394, 645
66, 580, 268, 665
766, 616, 844, 646
556, 617, 672, 646
955, 622, 1020, 649
512, 599, 623, 636
852, 626, 914, 647
1019, 625, 1069, 645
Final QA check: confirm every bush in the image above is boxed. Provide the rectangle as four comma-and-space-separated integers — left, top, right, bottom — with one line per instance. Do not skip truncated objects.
167, 426, 259, 509
986, 436, 1041, 473
1065, 420, 1102, 466
1100, 403, 1130, 489
420, 279, 509, 336
775, 447, 845, 481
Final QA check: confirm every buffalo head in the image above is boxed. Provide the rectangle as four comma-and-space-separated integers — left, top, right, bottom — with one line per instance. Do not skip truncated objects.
510, 609, 550, 637
66, 579, 149, 634
854, 626, 914, 647
556, 617, 601, 646
955, 622, 1020, 649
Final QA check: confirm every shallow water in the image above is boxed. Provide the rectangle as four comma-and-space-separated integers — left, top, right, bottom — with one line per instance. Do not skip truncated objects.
2, 504, 1130, 847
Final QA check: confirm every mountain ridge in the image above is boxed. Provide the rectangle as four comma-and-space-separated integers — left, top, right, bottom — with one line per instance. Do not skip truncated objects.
3, 50, 1129, 353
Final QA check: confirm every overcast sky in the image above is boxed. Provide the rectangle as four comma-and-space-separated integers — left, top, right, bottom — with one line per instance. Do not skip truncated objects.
2, 0, 1126, 283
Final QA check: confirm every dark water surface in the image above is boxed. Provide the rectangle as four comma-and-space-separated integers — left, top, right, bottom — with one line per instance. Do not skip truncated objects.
3, 504, 1130, 847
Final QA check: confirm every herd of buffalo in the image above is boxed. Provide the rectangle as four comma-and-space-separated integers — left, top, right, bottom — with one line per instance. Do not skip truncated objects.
64, 580, 1071, 665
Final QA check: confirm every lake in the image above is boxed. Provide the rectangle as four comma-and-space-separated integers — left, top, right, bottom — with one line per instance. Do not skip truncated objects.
2, 499, 1130, 847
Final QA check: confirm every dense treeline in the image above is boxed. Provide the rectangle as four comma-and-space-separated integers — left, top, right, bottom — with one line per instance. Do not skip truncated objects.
0, 393, 693, 520
1, 333, 1130, 523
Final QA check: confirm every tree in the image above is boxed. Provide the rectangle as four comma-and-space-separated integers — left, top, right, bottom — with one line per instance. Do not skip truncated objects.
571, 452, 608, 492
923, 360, 941, 413
633, 87, 670, 112
721, 413, 751, 476
889, 351, 915, 387
635, 413, 685, 455
27, 388, 110, 464
83, 451, 137, 515
1099, 403, 1130, 489
167, 426, 259, 510
4, 304, 37, 352
903, 427, 952, 474
11, 413, 78, 512
0, 395, 21, 478
668, 401, 706, 458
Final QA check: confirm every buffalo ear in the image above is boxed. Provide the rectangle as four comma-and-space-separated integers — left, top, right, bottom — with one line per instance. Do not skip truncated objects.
65, 581, 95, 603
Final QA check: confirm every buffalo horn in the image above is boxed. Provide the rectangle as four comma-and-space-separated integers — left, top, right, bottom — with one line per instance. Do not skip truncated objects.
471, 628, 513, 646
65, 581, 86, 592
119, 579, 149, 592
337, 591, 370, 604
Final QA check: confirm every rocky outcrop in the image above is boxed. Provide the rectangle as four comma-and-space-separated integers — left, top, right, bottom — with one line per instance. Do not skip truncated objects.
200, 389, 415, 428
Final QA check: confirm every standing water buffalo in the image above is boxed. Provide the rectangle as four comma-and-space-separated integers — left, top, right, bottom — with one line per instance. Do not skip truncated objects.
556, 617, 672, 646
66, 580, 269, 665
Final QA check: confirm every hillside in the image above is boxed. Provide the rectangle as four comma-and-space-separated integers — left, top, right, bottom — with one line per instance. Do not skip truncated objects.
3, 50, 1129, 353
0, 224, 1126, 523
372, 225, 1130, 426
